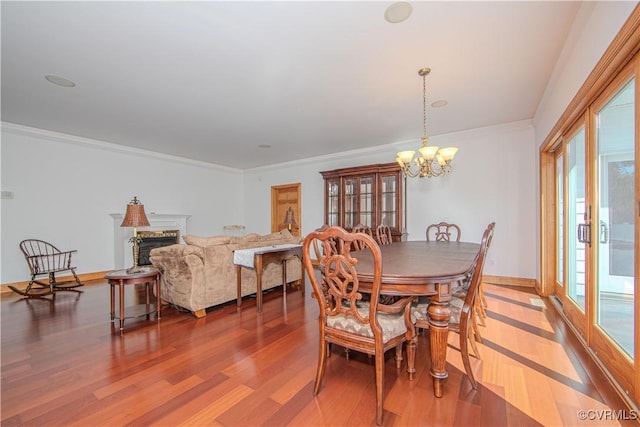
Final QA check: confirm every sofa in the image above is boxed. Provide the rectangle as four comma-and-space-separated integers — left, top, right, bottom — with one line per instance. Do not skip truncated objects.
149, 229, 304, 317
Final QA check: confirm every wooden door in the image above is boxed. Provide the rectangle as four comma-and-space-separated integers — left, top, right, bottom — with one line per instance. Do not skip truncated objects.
271, 183, 301, 237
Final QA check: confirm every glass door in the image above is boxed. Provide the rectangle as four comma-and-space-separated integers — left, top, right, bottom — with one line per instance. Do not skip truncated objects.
556, 151, 564, 295
542, 34, 639, 409
592, 76, 635, 363
565, 125, 588, 334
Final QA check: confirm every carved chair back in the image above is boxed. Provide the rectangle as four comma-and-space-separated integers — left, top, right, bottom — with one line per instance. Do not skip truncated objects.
426, 222, 461, 242
375, 224, 392, 245
351, 224, 373, 251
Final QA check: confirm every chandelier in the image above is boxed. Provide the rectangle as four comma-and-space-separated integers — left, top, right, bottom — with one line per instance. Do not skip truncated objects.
396, 67, 458, 178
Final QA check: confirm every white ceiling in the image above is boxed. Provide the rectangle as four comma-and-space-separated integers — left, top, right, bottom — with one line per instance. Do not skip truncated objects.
1, 1, 581, 170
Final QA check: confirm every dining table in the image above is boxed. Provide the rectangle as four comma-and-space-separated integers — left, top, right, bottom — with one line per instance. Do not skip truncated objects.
354, 240, 481, 398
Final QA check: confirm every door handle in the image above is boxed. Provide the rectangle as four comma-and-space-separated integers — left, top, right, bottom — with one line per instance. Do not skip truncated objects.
599, 220, 608, 244
577, 222, 592, 246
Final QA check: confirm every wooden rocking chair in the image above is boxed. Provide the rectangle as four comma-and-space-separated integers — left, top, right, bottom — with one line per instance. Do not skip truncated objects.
9, 239, 84, 297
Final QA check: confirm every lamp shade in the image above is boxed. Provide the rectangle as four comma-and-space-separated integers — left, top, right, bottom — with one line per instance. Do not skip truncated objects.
120, 197, 150, 228
397, 150, 415, 164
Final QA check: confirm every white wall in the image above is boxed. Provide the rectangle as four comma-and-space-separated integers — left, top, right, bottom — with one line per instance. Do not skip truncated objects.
243, 120, 537, 279
534, 1, 637, 146
1, 123, 244, 283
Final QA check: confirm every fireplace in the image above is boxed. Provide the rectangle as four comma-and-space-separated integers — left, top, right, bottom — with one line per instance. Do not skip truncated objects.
110, 213, 191, 269
135, 230, 180, 266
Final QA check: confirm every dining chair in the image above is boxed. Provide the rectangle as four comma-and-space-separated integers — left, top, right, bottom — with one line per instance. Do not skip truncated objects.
477, 223, 495, 320
462, 223, 495, 327
352, 223, 372, 235
425, 221, 487, 327
412, 222, 494, 389
426, 221, 461, 242
375, 224, 393, 245
352, 224, 373, 251
302, 226, 416, 425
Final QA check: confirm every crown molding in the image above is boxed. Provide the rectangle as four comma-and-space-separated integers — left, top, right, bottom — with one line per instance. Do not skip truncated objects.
1, 122, 242, 174
248, 119, 534, 174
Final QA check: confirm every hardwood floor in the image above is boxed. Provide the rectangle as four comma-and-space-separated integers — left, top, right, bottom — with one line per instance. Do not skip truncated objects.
1, 280, 634, 426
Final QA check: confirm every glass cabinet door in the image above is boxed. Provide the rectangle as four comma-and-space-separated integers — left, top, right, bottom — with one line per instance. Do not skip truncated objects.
380, 174, 398, 228
359, 177, 373, 227
326, 179, 340, 226
344, 178, 358, 229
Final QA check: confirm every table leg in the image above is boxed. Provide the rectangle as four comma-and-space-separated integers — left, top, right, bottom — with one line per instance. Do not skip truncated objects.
255, 254, 263, 313
282, 259, 287, 299
236, 265, 242, 307
145, 281, 151, 320
119, 281, 125, 332
428, 298, 450, 397
110, 282, 115, 320
155, 274, 161, 320
299, 258, 305, 297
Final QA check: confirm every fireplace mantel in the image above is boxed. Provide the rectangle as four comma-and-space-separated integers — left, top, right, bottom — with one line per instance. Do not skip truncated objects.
110, 213, 191, 269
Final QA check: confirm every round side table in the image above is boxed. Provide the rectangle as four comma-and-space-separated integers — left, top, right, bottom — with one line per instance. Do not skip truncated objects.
105, 267, 161, 332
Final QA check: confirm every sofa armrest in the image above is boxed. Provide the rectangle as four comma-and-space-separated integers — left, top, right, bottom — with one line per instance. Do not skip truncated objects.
149, 244, 206, 312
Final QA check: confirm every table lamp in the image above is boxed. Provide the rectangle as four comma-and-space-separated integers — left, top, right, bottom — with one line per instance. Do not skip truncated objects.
120, 196, 150, 273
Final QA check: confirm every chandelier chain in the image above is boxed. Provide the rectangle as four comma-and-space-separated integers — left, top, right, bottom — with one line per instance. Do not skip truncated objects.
423, 72, 427, 138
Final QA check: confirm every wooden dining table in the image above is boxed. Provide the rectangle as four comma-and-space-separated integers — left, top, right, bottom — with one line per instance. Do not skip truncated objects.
354, 240, 481, 398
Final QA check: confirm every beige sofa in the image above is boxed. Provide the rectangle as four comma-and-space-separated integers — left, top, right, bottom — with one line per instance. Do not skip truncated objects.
149, 229, 303, 317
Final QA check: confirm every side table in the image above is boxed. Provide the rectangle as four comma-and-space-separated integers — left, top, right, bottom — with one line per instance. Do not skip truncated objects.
234, 244, 303, 313
105, 267, 161, 332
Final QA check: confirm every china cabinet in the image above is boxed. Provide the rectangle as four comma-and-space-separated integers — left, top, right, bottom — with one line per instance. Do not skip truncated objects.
320, 163, 403, 241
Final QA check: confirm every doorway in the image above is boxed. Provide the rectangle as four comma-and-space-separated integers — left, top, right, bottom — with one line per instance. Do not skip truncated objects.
271, 183, 301, 237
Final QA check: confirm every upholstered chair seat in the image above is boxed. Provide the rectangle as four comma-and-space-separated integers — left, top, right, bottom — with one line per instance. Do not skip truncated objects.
411, 298, 464, 326
327, 302, 409, 341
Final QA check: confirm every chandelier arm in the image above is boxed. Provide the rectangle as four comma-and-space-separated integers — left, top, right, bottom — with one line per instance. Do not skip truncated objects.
400, 164, 421, 178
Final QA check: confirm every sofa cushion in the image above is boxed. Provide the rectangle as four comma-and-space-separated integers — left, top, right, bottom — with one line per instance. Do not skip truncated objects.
279, 229, 294, 239
183, 234, 231, 248
259, 232, 285, 242
232, 233, 260, 244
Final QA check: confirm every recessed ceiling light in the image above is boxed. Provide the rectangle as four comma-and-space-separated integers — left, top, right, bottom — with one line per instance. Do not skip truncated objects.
385, 2, 413, 24
431, 100, 448, 108
258, 144, 271, 149
45, 75, 76, 87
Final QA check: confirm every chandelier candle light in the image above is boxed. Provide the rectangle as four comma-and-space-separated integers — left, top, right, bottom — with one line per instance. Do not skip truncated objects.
396, 67, 458, 178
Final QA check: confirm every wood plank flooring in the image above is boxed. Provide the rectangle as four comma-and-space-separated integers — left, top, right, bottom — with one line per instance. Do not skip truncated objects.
1, 281, 634, 426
